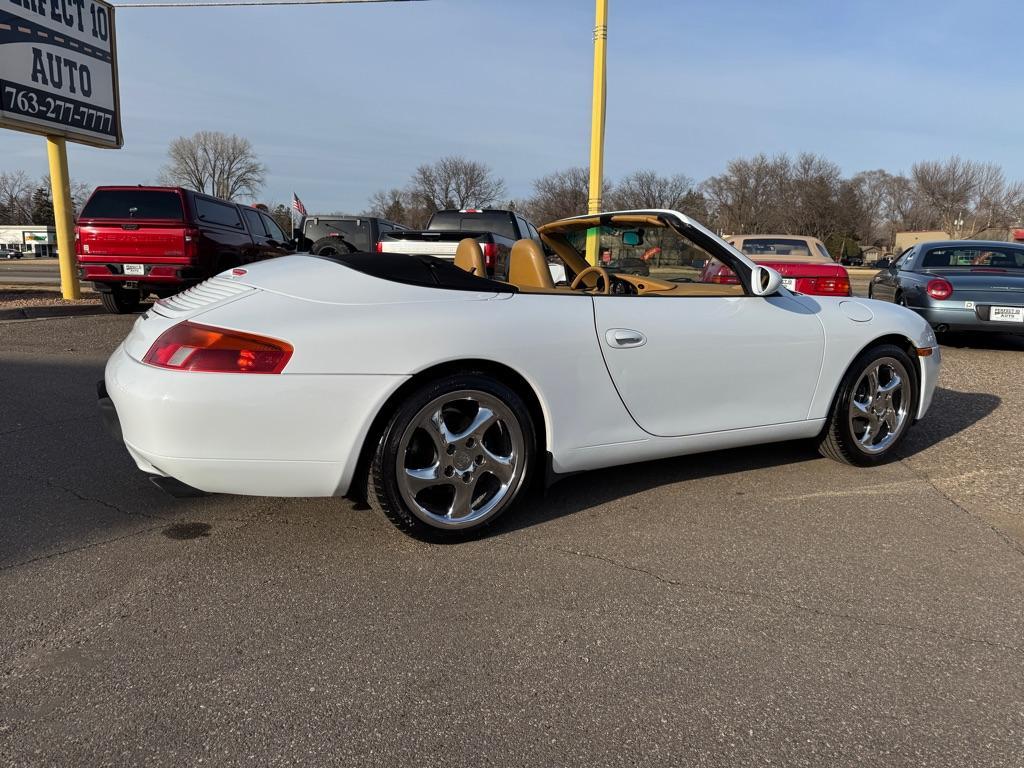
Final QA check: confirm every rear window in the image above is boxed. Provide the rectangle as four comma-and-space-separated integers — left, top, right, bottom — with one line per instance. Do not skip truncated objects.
428, 212, 517, 240
740, 238, 831, 263
921, 246, 1024, 269
80, 190, 184, 220
303, 219, 371, 251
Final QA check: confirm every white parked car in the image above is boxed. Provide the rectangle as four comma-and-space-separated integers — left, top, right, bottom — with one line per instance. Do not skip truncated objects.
100, 209, 940, 539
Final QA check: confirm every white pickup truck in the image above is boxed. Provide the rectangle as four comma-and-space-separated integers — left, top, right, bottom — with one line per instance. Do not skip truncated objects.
376, 209, 542, 279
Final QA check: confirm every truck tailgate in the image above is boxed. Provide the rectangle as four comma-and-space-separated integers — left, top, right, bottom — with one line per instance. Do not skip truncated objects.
380, 240, 460, 259
78, 222, 189, 263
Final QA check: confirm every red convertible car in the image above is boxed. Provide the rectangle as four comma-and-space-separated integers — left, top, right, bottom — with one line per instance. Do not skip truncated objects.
701, 235, 852, 297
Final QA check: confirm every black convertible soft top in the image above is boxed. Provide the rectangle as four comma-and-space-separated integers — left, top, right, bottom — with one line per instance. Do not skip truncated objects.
315, 251, 517, 293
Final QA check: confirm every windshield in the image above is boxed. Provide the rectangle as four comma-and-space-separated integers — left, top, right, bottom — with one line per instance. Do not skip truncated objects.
81, 190, 184, 220
921, 246, 1024, 269
428, 212, 517, 240
560, 223, 717, 282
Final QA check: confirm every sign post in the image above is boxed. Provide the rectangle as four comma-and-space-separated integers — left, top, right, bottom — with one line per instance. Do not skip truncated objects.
47, 136, 79, 298
1, 0, 122, 298
585, 0, 608, 267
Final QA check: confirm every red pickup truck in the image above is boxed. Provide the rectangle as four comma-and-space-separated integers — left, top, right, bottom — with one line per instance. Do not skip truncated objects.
76, 186, 295, 313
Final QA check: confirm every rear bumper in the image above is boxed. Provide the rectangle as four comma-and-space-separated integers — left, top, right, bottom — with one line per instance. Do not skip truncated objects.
102, 344, 408, 497
909, 303, 1024, 334
80, 262, 204, 289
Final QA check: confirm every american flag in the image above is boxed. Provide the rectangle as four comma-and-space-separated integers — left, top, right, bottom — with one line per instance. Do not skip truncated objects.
291, 193, 307, 217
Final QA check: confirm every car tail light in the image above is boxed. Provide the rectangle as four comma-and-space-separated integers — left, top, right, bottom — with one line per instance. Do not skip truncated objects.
143, 321, 293, 374
375, 241, 384, 253
183, 228, 201, 261
796, 275, 852, 296
709, 267, 740, 284
74, 228, 82, 256
482, 242, 498, 269
926, 278, 953, 300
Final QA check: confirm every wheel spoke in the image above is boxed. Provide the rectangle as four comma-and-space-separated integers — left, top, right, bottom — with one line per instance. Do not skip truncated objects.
879, 373, 902, 395
448, 477, 477, 519
404, 463, 445, 494
850, 399, 872, 417
866, 366, 880, 397
482, 448, 516, 484
883, 408, 898, 433
861, 412, 880, 446
451, 406, 497, 443
424, 408, 456, 453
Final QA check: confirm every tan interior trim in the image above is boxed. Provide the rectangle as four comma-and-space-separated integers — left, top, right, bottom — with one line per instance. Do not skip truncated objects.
538, 213, 668, 236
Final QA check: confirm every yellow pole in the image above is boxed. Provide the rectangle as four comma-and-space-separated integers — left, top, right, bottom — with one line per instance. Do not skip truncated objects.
585, 0, 608, 267
46, 136, 81, 300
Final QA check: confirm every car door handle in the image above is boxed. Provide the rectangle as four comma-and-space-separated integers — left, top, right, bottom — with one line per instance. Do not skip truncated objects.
605, 328, 647, 348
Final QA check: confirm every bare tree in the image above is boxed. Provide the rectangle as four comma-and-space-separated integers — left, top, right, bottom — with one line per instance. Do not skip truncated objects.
521, 167, 598, 225
365, 187, 421, 227
0, 170, 33, 224
159, 131, 266, 201
609, 170, 705, 217
407, 156, 505, 214
702, 154, 792, 234
910, 156, 980, 235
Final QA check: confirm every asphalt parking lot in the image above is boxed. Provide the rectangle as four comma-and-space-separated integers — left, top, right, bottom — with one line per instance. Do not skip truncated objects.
2, 311, 1024, 766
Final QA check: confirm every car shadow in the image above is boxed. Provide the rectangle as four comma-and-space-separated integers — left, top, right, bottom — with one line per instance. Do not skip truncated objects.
939, 332, 1024, 351
491, 386, 1000, 537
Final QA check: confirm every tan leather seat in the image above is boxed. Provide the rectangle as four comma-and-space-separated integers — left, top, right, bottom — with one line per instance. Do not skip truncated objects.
454, 238, 486, 276
508, 239, 555, 291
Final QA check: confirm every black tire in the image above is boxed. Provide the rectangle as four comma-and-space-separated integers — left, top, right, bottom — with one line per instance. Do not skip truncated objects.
818, 343, 917, 466
99, 287, 142, 314
311, 236, 357, 256
367, 373, 536, 541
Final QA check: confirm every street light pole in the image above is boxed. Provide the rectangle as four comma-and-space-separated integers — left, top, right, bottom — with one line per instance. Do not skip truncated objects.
585, 0, 608, 266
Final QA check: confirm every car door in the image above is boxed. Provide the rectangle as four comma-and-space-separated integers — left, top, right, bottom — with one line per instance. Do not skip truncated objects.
241, 208, 274, 261
260, 212, 294, 255
592, 293, 825, 438
872, 249, 911, 302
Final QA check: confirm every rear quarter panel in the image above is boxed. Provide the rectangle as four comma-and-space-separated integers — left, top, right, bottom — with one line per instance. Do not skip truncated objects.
191, 289, 646, 472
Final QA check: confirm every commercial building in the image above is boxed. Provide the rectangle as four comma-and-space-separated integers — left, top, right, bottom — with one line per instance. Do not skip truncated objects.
0, 225, 59, 257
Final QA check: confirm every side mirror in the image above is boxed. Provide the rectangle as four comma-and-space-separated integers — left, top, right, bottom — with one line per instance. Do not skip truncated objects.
622, 230, 644, 247
750, 265, 783, 296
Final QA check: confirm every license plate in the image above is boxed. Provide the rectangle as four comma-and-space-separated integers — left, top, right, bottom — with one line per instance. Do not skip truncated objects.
123, 263, 145, 276
990, 306, 1024, 323
782, 278, 796, 290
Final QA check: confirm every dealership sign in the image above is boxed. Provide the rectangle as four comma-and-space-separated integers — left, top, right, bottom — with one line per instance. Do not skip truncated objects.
0, 0, 122, 147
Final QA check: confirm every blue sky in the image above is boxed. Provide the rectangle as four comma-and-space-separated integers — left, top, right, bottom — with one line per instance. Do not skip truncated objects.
2, 0, 1022, 213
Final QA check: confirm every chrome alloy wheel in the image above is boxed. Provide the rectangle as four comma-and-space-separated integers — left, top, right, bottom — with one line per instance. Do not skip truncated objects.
395, 390, 527, 529
847, 357, 911, 454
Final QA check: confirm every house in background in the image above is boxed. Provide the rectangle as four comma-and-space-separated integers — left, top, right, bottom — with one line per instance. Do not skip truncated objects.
0, 225, 58, 257
894, 231, 950, 254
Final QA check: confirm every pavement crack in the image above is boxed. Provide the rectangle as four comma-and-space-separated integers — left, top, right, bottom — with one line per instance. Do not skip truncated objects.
0, 524, 166, 572
37, 476, 167, 522
897, 454, 1024, 559
500, 540, 1023, 656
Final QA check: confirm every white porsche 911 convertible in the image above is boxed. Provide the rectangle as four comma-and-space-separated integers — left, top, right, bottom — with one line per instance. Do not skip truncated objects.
100, 209, 940, 539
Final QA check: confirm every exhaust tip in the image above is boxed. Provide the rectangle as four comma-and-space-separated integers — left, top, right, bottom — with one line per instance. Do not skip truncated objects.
933, 324, 950, 334
149, 475, 208, 498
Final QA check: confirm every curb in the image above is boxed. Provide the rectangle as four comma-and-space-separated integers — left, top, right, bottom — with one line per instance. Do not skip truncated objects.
0, 304, 107, 321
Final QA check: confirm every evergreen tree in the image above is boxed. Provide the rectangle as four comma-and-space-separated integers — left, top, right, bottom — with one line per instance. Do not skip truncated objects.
30, 185, 55, 226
